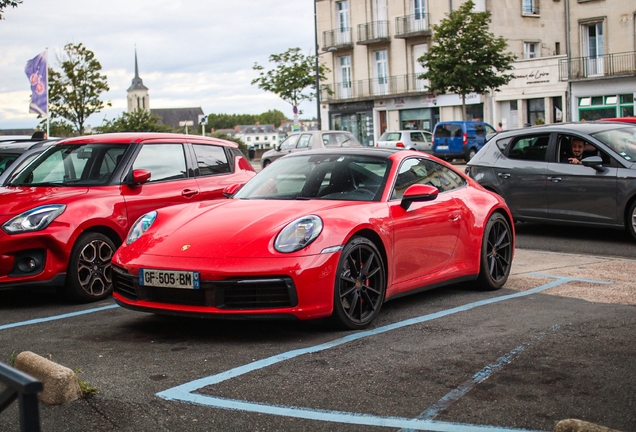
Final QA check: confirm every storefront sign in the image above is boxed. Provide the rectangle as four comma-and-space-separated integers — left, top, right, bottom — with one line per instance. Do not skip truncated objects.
513, 69, 552, 85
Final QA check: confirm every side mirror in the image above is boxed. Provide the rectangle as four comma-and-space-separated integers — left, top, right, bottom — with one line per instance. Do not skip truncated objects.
131, 169, 151, 185
400, 184, 439, 210
223, 183, 243, 198
581, 156, 605, 172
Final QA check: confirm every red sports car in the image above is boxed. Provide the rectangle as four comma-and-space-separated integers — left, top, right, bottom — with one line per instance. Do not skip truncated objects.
112, 148, 514, 329
0, 133, 255, 302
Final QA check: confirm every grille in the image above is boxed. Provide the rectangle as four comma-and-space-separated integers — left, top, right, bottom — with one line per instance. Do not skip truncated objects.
112, 267, 297, 310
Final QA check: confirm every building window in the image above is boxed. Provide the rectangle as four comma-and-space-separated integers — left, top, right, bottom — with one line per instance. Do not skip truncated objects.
527, 98, 545, 125
338, 55, 352, 99
374, 50, 389, 95
524, 42, 539, 59
522, 0, 538, 14
577, 93, 634, 120
582, 21, 604, 76
246, 137, 251, 141
255, 137, 259, 141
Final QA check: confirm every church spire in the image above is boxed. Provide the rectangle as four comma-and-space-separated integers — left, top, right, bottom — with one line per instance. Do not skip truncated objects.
127, 47, 148, 91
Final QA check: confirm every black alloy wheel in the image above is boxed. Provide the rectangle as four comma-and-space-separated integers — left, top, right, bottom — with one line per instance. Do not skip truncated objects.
65, 232, 116, 302
330, 237, 386, 330
476, 212, 513, 290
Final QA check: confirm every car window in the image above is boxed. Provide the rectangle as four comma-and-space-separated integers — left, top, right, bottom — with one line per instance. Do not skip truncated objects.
434, 125, 450, 138
133, 143, 187, 182
380, 132, 401, 142
591, 127, 636, 162
324, 132, 355, 147
423, 131, 432, 141
449, 125, 463, 138
192, 144, 230, 176
475, 124, 485, 137
410, 132, 425, 142
0, 153, 19, 175
495, 137, 512, 151
507, 135, 550, 161
391, 158, 466, 200
485, 124, 496, 135
10, 144, 128, 186
296, 134, 313, 149
556, 135, 611, 165
280, 135, 300, 151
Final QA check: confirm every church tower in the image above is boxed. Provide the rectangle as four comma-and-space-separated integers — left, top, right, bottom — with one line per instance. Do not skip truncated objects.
127, 49, 149, 113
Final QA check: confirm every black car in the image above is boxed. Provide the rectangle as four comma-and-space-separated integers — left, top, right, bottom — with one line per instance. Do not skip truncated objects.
465, 122, 636, 240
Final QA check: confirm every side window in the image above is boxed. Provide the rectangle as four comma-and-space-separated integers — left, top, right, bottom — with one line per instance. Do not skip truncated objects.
507, 135, 549, 161
193, 144, 230, 176
133, 143, 187, 182
475, 124, 485, 137
97, 147, 127, 179
411, 132, 425, 142
557, 135, 610, 165
296, 134, 312, 149
280, 135, 300, 151
391, 158, 466, 200
423, 131, 432, 142
485, 124, 496, 135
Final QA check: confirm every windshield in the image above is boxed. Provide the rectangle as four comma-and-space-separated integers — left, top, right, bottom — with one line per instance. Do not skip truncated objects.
591, 126, 636, 162
9, 144, 128, 186
235, 154, 390, 201
0, 153, 19, 176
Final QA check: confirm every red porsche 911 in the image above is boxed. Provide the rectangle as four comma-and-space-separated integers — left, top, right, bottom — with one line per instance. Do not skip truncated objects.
112, 148, 515, 329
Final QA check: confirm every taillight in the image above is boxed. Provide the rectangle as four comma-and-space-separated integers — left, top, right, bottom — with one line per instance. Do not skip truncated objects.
462, 133, 468, 145
375, 142, 378, 147
396, 142, 405, 148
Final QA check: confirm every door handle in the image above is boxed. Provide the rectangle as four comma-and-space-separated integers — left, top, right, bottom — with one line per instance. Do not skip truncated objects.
448, 214, 461, 222
497, 173, 511, 179
547, 177, 562, 182
182, 189, 199, 198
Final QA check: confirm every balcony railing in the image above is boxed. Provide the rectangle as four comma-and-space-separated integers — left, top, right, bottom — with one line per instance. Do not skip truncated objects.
395, 14, 432, 38
559, 51, 636, 81
322, 28, 353, 51
321, 73, 430, 101
357, 21, 390, 44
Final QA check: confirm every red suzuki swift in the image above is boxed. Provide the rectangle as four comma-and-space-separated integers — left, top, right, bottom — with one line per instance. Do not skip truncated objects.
0, 133, 255, 302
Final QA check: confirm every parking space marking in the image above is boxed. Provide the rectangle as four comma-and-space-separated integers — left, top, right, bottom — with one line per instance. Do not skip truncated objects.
0, 304, 118, 331
158, 274, 611, 431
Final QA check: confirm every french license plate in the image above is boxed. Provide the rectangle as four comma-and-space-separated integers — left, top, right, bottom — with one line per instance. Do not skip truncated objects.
139, 269, 200, 289
436, 145, 449, 150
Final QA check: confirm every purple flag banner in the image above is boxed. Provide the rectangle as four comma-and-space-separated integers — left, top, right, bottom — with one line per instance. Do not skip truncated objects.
25, 51, 48, 116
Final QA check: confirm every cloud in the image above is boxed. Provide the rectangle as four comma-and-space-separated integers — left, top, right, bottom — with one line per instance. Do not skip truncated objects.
0, 0, 318, 129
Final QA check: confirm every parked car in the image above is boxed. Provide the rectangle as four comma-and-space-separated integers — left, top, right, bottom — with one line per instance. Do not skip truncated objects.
112, 147, 514, 330
0, 133, 256, 302
0, 139, 59, 185
260, 130, 362, 168
465, 122, 636, 240
433, 121, 496, 162
601, 117, 636, 124
375, 130, 433, 153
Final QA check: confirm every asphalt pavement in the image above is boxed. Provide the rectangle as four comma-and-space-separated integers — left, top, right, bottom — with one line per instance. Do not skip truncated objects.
1, 248, 634, 432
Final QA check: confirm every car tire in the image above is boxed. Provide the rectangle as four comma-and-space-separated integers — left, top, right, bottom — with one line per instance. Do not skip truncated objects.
329, 237, 386, 330
475, 212, 513, 291
627, 200, 636, 241
64, 232, 116, 302
467, 148, 477, 162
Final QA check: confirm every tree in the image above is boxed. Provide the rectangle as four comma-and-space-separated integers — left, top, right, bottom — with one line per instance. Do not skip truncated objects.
0, 0, 22, 18
418, 0, 516, 120
257, 109, 287, 127
210, 132, 248, 157
98, 109, 172, 133
252, 47, 329, 114
48, 43, 111, 135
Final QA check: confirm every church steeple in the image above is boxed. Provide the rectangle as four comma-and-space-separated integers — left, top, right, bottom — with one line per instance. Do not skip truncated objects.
127, 48, 149, 113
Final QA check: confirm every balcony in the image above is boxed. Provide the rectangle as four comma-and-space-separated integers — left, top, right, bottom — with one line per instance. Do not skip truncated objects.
559, 51, 636, 81
395, 14, 432, 38
357, 21, 390, 45
321, 73, 430, 102
322, 28, 353, 51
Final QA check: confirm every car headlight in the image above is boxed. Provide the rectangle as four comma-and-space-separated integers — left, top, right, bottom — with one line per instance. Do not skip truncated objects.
2, 204, 66, 234
126, 211, 157, 245
274, 215, 323, 253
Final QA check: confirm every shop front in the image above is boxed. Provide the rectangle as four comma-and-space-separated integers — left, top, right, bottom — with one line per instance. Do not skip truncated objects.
569, 77, 635, 121
328, 101, 375, 146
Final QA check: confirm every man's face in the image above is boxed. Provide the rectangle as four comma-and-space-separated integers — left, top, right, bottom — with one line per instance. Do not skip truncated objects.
572, 140, 585, 157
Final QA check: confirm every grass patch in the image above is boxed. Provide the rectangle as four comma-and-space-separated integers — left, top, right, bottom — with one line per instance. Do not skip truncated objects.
8, 351, 18, 367
74, 368, 99, 397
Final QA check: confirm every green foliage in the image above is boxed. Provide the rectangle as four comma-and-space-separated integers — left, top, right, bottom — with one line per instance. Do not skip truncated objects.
39, 119, 76, 137
74, 368, 99, 397
8, 351, 17, 367
98, 109, 173, 133
48, 43, 111, 135
0, 0, 22, 14
210, 132, 248, 156
419, 0, 516, 120
252, 47, 330, 110
206, 109, 287, 131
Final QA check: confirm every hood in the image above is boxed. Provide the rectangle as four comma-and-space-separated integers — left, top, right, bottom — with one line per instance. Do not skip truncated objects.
131, 199, 355, 259
0, 186, 89, 217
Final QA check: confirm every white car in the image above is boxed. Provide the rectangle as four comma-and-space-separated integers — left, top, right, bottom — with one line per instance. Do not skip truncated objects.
375, 130, 433, 153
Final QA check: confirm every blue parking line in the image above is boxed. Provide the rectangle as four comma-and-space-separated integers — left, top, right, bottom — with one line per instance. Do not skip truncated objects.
0, 304, 118, 331
158, 274, 611, 431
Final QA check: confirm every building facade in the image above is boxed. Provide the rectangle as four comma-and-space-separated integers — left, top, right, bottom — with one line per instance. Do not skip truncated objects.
315, 0, 635, 142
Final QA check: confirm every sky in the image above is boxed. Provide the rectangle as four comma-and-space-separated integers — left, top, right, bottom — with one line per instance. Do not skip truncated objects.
0, 0, 317, 130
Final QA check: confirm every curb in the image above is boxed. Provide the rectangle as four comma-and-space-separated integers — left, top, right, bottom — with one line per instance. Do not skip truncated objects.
14, 351, 82, 405
554, 419, 623, 432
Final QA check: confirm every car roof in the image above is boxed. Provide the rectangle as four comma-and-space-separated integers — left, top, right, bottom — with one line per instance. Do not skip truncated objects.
493, 121, 634, 137
0, 139, 59, 152
55, 132, 238, 147
282, 147, 401, 159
